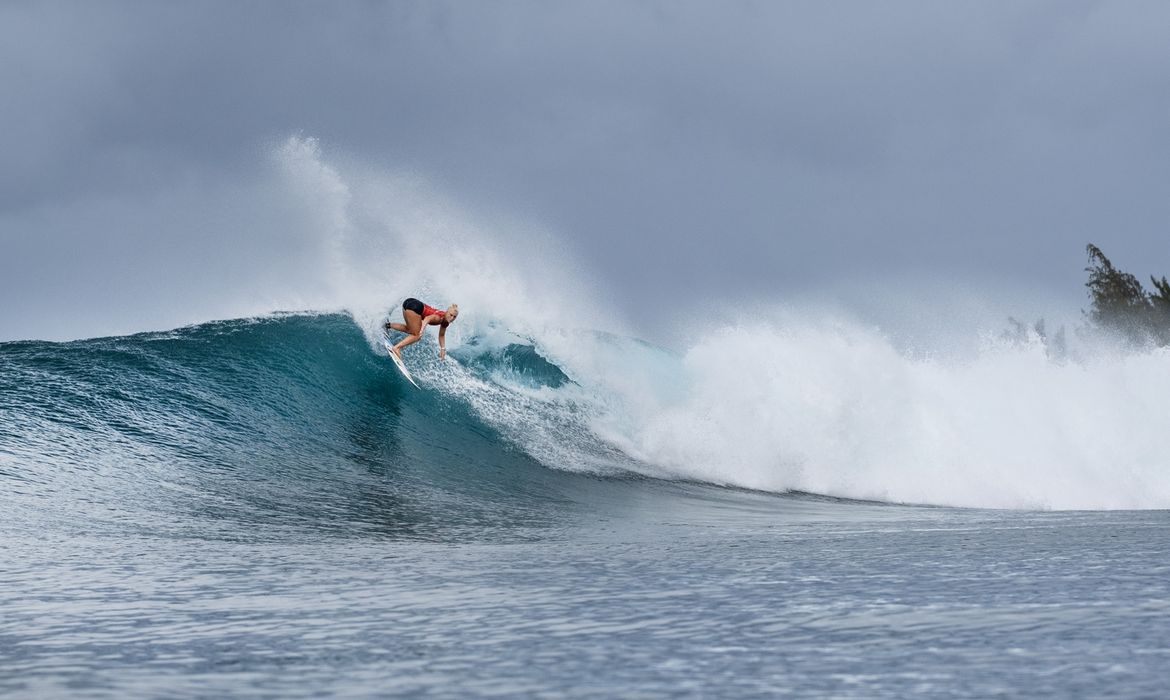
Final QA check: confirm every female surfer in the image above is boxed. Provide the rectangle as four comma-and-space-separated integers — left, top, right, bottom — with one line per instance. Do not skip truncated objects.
385, 298, 459, 360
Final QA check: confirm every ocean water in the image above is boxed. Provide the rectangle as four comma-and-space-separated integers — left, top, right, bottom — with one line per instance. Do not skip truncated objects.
2, 313, 1169, 698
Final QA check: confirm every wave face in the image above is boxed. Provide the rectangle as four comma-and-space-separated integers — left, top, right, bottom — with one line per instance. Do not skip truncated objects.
0, 313, 612, 542
3, 311, 1170, 516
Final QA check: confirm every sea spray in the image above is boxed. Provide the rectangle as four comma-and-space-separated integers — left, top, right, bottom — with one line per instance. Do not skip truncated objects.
279, 132, 1170, 509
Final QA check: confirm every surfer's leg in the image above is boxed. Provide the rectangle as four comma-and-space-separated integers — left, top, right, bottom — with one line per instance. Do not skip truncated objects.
392, 310, 424, 357
392, 333, 422, 357
385, 322, 409, 334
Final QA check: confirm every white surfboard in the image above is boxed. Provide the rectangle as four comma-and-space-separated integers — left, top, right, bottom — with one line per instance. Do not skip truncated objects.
382, 335, 420, 388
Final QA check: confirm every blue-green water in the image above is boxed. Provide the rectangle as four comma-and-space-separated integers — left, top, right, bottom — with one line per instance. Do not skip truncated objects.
2, 314, 1168, 697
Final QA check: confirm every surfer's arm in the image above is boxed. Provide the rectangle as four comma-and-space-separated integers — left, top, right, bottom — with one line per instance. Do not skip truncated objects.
417, 315, 439, 336
438, 324, 447, 359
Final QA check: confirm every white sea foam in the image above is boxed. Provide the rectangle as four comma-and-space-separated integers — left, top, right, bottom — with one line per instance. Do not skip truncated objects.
563, 320, 1170, 510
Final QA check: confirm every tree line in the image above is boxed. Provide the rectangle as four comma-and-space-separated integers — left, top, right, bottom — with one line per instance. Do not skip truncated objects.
1002, 244, 1169, 353
1084, 244, 1170, 346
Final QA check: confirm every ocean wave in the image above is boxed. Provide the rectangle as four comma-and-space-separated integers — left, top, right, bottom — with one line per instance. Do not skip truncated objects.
376, 306, 1170, 511
7, 311, 1166, 521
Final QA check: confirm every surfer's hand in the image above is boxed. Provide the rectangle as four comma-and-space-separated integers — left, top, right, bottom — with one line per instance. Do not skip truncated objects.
440, 348, 446, 360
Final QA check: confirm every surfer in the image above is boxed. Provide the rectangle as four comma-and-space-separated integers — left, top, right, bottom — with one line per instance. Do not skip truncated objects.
384, 298, 459, 360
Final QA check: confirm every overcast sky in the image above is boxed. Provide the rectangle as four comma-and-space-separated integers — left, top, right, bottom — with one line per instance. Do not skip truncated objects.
3, 1, 1170, 341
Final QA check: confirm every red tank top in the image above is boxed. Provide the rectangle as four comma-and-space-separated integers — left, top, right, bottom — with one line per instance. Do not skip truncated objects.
422, 304, 445, 321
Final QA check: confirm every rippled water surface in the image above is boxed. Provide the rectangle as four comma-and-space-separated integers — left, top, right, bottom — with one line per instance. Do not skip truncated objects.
5, 495, 1169, 698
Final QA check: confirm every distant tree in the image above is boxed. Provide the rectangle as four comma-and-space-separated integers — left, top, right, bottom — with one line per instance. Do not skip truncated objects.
1084, 244, 1170, 345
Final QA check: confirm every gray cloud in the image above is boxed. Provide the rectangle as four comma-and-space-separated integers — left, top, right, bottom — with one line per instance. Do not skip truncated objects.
3, 1, 1170, 340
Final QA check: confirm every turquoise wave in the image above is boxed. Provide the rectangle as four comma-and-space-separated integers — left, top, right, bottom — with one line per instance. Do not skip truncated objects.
0, 313, 628, 542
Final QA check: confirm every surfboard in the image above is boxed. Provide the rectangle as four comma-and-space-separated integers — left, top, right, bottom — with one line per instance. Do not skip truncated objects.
382, 335, 420, 388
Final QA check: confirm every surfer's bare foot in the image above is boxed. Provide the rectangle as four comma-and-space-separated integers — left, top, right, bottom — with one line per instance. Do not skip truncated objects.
391, 347, 402, 359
